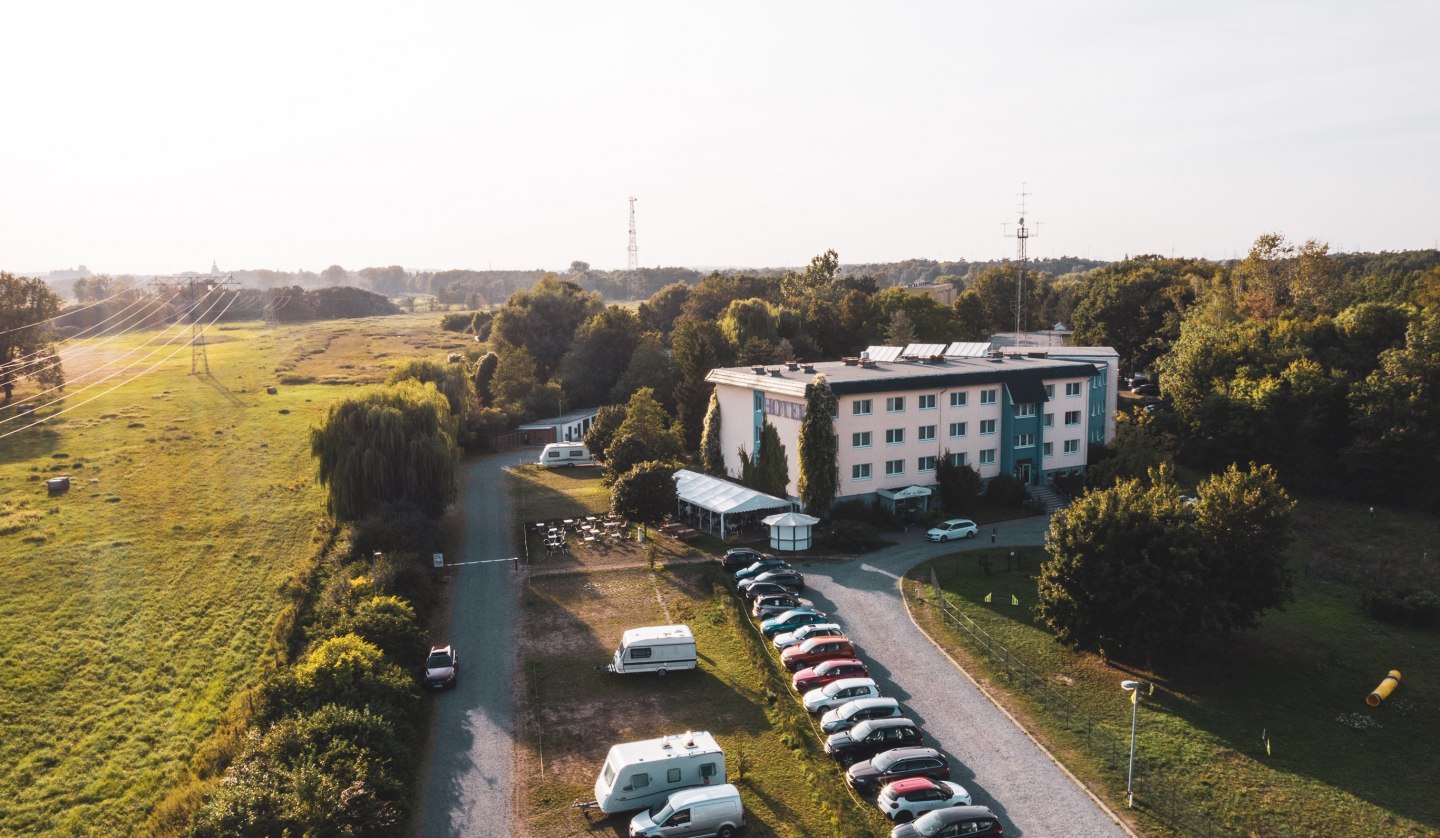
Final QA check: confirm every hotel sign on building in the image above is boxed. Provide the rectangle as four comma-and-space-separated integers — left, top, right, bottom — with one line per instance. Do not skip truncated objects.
706, 345, 1118, 508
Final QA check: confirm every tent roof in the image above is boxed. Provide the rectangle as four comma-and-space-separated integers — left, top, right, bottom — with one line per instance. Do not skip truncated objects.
674, 469, 791, 515
762, 511, 820, 527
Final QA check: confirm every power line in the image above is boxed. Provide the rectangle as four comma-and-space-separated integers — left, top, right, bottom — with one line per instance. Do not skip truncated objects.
0, 290, 237, 440
0, 284, 135, 338
0, 290, 178, 376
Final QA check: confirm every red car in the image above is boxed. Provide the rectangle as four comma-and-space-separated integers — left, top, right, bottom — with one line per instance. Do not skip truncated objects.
793, 657, 869, 693
780, 636, 855, 672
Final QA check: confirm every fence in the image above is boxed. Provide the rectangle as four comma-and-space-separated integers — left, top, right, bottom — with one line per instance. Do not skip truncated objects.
925, 567, 1227, 838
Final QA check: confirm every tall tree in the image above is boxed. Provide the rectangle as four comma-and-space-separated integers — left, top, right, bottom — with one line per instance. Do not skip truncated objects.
672, 319, 731, 451
934, 453, 981, 513
387, 358, 479, 447
472, 351, 499, 407
740, 420, 789, 497
491, 275, 603, 378
0, 272, 65, 402
605, 387, 684, 480
700, 390, 725, 476
310, 380, 460, 520
797, 375, 839, 515
584, 404, 628, 463
611, 460, 681, 531
555, 305, 643, 407
610, 333, 675, 411
884, 309, 918, 345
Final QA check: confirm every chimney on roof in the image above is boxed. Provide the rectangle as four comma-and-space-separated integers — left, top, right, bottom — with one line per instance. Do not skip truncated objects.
752, 366, 766, 375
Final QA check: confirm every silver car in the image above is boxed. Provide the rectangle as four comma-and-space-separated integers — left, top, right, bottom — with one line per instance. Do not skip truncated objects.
753, 592, 814, 619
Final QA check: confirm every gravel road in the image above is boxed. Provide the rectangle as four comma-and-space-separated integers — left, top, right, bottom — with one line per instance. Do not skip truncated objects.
799, 518, 1131, 838
412, 451, 524, 838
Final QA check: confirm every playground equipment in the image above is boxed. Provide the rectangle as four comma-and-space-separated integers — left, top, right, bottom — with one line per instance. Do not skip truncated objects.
1366, 670, 1402, 707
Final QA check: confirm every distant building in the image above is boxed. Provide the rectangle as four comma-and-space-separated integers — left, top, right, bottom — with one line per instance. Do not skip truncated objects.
705, 341, 1118, 513
516, 408, 603, 445
901, 282, 957, 306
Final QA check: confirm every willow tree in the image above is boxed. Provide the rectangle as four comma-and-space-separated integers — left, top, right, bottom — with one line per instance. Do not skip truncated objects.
797, 374, 838, 515
387, 358, 479, 447
311, 380, 459, 521
699, 390, 725, 475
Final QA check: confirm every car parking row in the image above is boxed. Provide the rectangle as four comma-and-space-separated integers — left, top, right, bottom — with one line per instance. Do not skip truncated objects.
723, 548, 1005, 837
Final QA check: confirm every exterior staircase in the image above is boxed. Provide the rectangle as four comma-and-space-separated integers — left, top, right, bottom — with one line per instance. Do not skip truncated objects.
1029, 484, 1069, 516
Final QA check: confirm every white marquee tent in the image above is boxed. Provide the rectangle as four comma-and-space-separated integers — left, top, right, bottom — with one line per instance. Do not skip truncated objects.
673, 469, 793, 537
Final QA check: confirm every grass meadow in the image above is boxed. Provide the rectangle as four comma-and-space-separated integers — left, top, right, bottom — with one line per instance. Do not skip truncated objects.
907, 499, 1440, 837
0, 314, 471, 835
509, 467, 891, 838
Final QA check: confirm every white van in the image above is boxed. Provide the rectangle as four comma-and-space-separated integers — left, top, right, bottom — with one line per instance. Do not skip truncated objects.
594, 731, 725, 814
629, 784, 745, 838
607, 625, 697, 676
538, 442, 593, 467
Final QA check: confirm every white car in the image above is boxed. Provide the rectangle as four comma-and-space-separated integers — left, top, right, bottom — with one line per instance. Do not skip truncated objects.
801, 677, 881, 713
875, 777, 973, 823
925, 518, 978, 542
772, 622, 843, 651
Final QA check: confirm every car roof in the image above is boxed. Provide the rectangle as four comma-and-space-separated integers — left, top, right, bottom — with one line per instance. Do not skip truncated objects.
814, 657, 863, 669
836, 696, 899, 712
428, 644, 452, 654
825, 677, 877, 693
942, 518, 975, 526
919, 806, 997, 825
887, 777, 942, 794
851, 717, 915, 736
798, 635, 850, 650
878, 746, 939, 762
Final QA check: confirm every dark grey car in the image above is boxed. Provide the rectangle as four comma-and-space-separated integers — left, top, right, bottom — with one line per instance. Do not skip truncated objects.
889, 805, 1001, 837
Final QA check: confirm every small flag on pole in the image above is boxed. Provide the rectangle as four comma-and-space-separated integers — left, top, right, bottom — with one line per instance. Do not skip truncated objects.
984, 592, 992, 603
1148, 682, 1155, 696
1011, 594, 1020, 606
1131, 686, 1138, 705
1266, 736, 1272, 756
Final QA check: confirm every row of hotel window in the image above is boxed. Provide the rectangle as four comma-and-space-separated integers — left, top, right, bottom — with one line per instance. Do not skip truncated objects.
852, 383, 1085, 416
851, 413, 1083, 447
850, 441, 1081, 480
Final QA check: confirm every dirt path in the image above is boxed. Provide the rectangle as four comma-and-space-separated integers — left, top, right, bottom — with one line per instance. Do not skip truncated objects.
412, 450, 527, 837
798, 519, 1132, 838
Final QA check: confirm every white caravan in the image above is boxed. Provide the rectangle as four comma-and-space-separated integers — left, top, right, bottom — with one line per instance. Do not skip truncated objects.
594, 731, 726, 814
538, 442, 593, 467
607, 625, 698, 676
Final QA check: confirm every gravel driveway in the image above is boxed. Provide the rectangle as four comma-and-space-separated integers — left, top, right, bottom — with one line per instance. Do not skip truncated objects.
800, 518, 1131, 837
412, 451, 526, 838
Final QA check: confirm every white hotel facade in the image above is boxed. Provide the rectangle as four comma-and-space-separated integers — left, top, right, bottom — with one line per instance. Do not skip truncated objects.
705, 343, 1119, 511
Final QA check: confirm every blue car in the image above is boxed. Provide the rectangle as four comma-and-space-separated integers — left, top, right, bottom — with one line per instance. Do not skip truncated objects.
761, 608, 828, 638
735, 558, 792, 582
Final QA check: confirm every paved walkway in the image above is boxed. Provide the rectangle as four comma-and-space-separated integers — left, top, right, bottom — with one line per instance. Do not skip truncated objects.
799, 519, 1130, 838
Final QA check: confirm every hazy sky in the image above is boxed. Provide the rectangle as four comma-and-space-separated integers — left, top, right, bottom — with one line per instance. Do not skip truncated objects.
2, 1, 1437, 275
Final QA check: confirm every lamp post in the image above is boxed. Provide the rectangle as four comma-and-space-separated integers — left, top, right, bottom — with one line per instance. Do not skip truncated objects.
1121, 679, 1141, 808
372, 551, 381, 594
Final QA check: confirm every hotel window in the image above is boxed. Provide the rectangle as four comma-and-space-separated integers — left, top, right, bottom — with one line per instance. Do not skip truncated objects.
918, 394, 936, 410
1044, 413, 1054, 428
886, 396, 906, 413
918, 425, 936, 441
950, 392, 967, 407
1064, 439, 1080, 454
1066, 381, 1082, 397
918, 455, 937, 472
1015, 433, 1034, 448
948, 421, 967, 438
980, 419, 996, 435
852, 463, 872, 480
852, 431, 872, 448
885, 459, 905, 476
853, 399, 872, 416
948, 452, 969, 467
1015, 403, 1036, 418
1044, 384, 1055, 399
1065, 410, 1081, 425
1092, 375, 1103, 389
1043, 441, 1054, 458
885, 428, 905, 445
980, 389, 997, 405
979, 449, 996, 465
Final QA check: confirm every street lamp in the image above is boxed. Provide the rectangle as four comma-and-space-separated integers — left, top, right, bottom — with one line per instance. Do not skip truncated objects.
372, 551, 381, 594
1121, 679, 1141, 808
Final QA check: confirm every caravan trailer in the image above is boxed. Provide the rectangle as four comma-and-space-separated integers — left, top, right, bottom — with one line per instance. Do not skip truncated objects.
538, 442, 593, 468
594, 731, 726, 814
608, 625, 698, 676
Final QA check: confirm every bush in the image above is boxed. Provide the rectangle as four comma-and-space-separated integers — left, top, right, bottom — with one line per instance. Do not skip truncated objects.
984, 474, 1029, 507
440, 311, 476, 332
1361, 587, 1440, 628
829, 499, 903, 532
821, 519, 882, 551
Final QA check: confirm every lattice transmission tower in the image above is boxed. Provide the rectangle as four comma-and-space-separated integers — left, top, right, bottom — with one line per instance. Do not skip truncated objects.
1004, 184, 1039, 344
627, 196, 639, 271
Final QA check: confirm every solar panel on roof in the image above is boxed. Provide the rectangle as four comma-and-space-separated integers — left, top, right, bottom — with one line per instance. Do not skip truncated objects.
945, 342, 992, 357
864, 345, 903, 362
903, 343, 948, 357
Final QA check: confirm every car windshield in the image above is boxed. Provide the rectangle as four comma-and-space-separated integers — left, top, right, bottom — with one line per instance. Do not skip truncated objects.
647, 802, 673, 821
872, 751, 898, 770
427, 652, 452, 668
915, 811, 948, 837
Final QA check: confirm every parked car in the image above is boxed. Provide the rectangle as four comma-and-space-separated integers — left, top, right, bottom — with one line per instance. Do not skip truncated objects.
848, 748, 953, 795
825, 717, 923, 765
734, 558, 791, 582
926, 519, 978, 543
628, 783, 745, 838
1133, 383, 1160, 397
752, 593, 814, 619
873, 775, 972, 822
792, 657, 869, 693
772, 622, 844, 651
424, 644, 458, 689
802, 677, 882, 713
819, 697, 904, 734
738, 569, 806, 593
781, 637, 856, 672
721, 548, 768, 573
760, 608, 828, 638
740, 580, 802, 602
889, 805, 1002, 838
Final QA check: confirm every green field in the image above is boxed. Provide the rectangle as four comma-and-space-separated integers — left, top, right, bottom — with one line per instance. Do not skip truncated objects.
907, 500, 1440, 837
0, 314, 470, 835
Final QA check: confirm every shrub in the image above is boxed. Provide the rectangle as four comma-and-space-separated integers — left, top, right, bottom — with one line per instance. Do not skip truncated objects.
830, 499, 903, 531
822, 519, 881, 550
1361, 587, 1440, 628
984, 474, 1029, 507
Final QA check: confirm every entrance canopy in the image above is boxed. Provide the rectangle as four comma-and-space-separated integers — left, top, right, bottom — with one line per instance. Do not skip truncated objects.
879, 485, 933, 501
674, 469, 792, 538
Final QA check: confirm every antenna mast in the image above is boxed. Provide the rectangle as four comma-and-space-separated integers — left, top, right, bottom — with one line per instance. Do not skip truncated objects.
1004, 184, 1038, 345
627, 196, 639, 271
